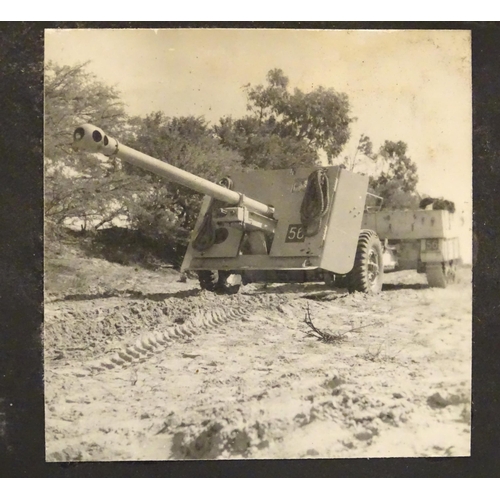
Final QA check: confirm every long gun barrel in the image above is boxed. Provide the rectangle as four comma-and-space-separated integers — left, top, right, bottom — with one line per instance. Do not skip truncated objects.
72, 124, 274, 217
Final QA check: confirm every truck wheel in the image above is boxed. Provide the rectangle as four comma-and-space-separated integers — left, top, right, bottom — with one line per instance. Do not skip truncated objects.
445, 260, 458, 284
425, 264, 446, 288
347, 230, 384, 294
198, 270, 241, 294
426, 261, 457, 288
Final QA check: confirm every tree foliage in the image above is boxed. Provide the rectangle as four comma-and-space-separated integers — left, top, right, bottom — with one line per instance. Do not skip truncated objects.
45, 61, 127, 161
214, 115, 318, 170
44, 61, 130, 228
214, 68, 354, 168
343, 133, 376, 170
368, 140, 420, 209
122, 112, 244, 245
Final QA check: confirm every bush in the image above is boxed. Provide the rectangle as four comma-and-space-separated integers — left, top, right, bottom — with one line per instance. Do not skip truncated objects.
82, 227, 187, 270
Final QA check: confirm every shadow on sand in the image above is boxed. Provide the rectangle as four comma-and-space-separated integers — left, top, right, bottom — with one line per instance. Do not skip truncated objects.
57, 287, 201, 302
382, 282, 429, 291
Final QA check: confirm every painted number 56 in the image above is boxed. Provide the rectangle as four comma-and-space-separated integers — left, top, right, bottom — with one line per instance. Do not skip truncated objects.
285, 224, 305, 243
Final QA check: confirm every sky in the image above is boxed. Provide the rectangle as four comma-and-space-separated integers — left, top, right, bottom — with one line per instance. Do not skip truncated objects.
45, 28, 472, 261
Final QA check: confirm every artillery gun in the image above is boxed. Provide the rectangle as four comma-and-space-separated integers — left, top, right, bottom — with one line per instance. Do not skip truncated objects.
72, 124, 460, 294
73, 124, 461, 294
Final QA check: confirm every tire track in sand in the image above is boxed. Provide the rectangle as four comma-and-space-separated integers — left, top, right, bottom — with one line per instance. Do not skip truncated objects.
83, 294, 282, 372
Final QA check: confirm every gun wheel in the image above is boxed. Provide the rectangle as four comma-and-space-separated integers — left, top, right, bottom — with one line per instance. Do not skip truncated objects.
198, 270, 219, 292
347, 230, 384, 294
197, 270, 241, 295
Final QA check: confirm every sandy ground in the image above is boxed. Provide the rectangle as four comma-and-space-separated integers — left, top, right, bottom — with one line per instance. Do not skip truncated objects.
44, 255, 472, 461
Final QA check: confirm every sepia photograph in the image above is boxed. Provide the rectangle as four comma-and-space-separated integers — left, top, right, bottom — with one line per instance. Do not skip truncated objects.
43, 28, 472, 461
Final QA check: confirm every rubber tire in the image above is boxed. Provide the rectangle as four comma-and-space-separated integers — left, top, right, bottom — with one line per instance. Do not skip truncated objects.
217, 271, 241, 295
426, 261, 457, 288
346, 230, 384, 294
198, 270, 241, 295
198, 270, 219, 292
447, 261, 458, 284
417, 260, 426, 274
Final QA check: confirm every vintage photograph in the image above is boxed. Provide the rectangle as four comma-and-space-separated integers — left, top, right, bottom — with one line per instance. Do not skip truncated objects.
44, 28, 472, 461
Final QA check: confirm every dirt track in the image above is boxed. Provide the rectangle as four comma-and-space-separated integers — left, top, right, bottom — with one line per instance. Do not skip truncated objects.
44, 257, 471, 460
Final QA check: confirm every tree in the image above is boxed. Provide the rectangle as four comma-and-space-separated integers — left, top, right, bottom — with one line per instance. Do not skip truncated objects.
368, 140, 420, 209
124, 112, 244, 246
214, 68, 354, 169
344, 134, 376, 171
44, 61, 130, 229
214, 115, 318, 170
44, 61, 128, 161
